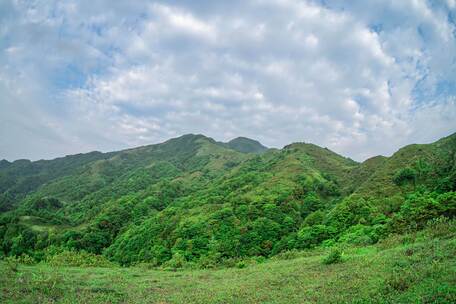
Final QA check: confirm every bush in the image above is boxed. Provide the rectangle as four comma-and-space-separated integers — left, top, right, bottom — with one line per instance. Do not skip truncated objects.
322, 248, 343, 265
326, 198, 375, 233
236, 261, 246, 269
302, 210, 325, 227
392, 192, 448, 230
338, 224, 386, 245
301, 193, 323, 217
3, 256, 19, 272
254, 256, 266, 264
437, 192, 456, 218
272, 249, 300, 261
46, 250, 115, 267
297, 225, 333, 249
423, 217, 455, 238
393, 167, 417, 186
17, 253, 36, 265
321, 239, 336, 247
197, 253, 221, 269
384, 270, 414, 292
162, 252, 187, 269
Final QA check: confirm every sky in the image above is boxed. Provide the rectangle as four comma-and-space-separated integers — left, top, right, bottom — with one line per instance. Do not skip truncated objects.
1, 0, 456, 162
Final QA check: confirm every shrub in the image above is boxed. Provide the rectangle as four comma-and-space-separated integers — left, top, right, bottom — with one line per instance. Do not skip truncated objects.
302, 210, 325, 226
254, 256, 266, 264
1, 253, 36, 266
297, 225, 333, 249
272, 249, 300, 261
322, 248, 343, 265
437, 191, 456, 218
162, 252, 187, 269
326, 198, 375, 233
46, 250, 115, 267
423, 216, 455, 238
392, 191, 456, 233
384, 271, 413, 292
321, 239, 336, 247
236, 261, 246, 269
17, 253, 36, 265
197, 253, 221, 269
436, 171, 456, 192
301, 193, 323, 217
338, 224, 386, 245
393, 167, 417, 186
4, 256, 19, 272
338, 225, 373, 245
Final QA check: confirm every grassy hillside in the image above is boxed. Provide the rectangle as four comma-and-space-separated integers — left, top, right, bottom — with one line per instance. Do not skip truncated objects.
0, 134, 259, 213
0, 132, 455, 303
1, 218, 455, 303
0, 152, 116, 212
352, 132, 456, 199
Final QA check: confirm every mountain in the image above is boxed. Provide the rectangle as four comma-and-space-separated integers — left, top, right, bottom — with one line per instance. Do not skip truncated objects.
351, 132, 456, 200
0, 132, 455, 268
0, 134, 267, 213
222, 137, 268, 154
0, 151, 115, 212
1, 134, 252, 220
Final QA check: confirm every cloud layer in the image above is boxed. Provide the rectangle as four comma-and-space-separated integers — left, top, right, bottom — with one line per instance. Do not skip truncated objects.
1, 0, 455, 161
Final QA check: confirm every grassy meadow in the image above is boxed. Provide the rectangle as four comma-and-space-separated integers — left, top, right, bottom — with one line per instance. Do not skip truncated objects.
1, 218, 455, 304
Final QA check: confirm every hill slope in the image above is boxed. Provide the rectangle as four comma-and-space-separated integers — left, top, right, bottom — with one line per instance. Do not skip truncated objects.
222, 137, 268, 154
0, 151, 115, 212
2, 218, 455, 303
0, 132, 455, 269
351, 132, 456, 199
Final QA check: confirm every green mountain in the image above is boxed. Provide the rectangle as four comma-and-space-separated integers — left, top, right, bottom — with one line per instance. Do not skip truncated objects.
0, 151, 115, 212
349, 133, 456, 200
222, 137, 268, 154
0, 132, 455, 268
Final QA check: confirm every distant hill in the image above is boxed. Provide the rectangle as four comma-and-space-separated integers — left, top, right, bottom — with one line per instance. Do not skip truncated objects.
0, 132, 455, 267
351, 132, 456, 200
222, 137, 268, 154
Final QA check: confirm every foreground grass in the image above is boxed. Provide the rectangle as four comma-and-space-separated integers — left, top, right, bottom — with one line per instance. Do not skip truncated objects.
1, 223, 455, 303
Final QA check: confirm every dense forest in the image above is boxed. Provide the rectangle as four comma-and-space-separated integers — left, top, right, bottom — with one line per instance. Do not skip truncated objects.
0, 132, 455, 269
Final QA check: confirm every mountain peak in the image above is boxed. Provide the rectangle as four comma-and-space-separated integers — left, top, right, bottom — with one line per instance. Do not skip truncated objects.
224, 137, 268, 154
164, 134, 269, 154
0, 159, 10, 169
161, 133, 216, 147
174, 133, 213, 141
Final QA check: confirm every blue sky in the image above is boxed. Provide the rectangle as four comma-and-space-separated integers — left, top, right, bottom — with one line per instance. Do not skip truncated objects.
1, 0, 455, 161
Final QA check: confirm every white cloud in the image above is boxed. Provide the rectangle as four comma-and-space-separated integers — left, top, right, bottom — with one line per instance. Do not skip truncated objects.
0, 0, 455, 161
151, 3, 216, 41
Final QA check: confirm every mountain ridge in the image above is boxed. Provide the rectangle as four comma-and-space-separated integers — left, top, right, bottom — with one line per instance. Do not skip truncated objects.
4, 131, 456, 164
0, 131, 455, 268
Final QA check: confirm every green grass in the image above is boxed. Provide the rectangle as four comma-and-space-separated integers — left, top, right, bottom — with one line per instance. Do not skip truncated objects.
2, 222, 455, 304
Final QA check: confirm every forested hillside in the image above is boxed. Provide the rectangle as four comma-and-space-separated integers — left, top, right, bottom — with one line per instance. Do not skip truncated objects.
0, 132, 455, 269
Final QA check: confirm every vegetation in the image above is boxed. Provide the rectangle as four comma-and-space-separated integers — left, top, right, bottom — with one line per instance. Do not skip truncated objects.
0, 132, 456, 302
321, 247, 343, 265
1, 218, 455, 303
